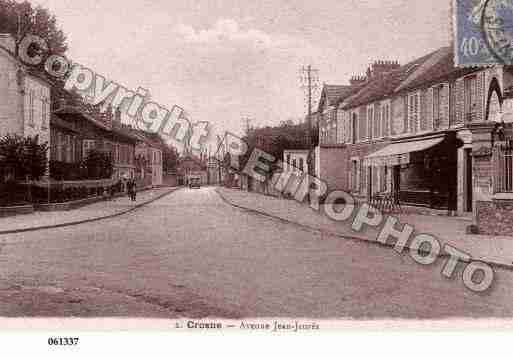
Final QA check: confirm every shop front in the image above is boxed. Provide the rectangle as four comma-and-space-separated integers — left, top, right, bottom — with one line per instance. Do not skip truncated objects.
364, 132, 463, 211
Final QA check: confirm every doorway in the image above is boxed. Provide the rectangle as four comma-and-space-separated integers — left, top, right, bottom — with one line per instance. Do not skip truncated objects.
465, 149, 473, 212
393, 166, 401, 204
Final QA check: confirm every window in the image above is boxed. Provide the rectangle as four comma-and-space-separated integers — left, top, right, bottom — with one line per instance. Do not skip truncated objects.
352, 113, 357, 144
286, 154, 291, 170
299, 158, 304, 172
408, 93, 420, 133
292, 159, 297, 172
71, 136, 76, 162
433, 85, 442, 129
351, 159, 361, 192
41, 96, 49, 130
29, 90, 35, 127
382, 103, 390, 137
464, 76, 477, 123
116, 144, 120, 163
56, 133, 63, 162
66, 135, 72, 163
83, 140, 95, 159
367, 106, 374, 140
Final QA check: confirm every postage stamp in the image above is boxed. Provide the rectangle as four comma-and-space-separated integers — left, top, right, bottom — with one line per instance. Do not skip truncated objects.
454, 0, 513, 66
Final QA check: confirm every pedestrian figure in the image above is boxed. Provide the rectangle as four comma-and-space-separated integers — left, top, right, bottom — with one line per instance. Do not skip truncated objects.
131, 179, 137, 202
126, 178, 133, 201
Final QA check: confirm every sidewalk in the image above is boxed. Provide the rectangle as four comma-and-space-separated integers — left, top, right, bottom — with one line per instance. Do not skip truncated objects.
0, 187, 178, 235
217, 187, 513, 269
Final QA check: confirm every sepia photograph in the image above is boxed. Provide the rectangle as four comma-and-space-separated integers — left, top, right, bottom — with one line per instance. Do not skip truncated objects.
0, 0, 513, 356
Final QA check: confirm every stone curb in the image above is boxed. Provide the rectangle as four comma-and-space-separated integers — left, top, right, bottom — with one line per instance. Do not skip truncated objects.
0, 187, 180, 236
215, 188, 513, 271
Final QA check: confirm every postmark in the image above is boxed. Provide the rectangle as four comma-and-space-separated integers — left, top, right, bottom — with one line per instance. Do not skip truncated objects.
453, 0, 513, 65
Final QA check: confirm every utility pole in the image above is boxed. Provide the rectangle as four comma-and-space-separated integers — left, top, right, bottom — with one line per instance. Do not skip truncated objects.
299, 65, 319, 175
242, 115, 253, 136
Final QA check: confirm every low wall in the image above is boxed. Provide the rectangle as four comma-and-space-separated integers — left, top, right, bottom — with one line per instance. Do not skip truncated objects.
35, 196, 104, 212
476, 199, 513, 235
0, 204, 34, 218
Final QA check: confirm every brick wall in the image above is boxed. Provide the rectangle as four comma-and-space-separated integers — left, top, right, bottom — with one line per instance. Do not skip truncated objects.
476, 200, 513, 235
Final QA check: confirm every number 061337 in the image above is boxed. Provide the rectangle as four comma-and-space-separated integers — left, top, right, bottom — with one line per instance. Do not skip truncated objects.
47, 337, 79, 346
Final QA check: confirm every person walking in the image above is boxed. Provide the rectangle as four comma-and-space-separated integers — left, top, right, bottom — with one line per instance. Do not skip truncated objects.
126, 178, 133, 201
131, 179, 137, 202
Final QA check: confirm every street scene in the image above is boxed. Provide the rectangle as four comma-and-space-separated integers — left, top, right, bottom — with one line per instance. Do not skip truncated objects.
1, 0, 513, 325
3, 186, 513, 319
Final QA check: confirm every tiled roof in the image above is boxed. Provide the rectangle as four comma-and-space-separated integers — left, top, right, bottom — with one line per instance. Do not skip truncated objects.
132, 128, 166, 149
54, 105, 111, 131
50, 114, 79, 133
318, 84, 356, 111
324, 85, 353, 104
111, 122, 139, 142
395, 46, 479, 93
342, 50, 439, 109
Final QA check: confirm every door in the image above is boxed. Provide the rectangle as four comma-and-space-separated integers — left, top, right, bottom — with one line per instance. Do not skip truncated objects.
393, 166, 401, 204
367, 166, 373, 200
465, 149, 473, 212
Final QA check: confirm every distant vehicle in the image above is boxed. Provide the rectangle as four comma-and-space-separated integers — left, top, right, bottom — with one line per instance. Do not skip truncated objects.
189, 176, 201, 189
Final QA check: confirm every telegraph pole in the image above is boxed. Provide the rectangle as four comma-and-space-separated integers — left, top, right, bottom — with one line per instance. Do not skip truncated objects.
300, 65, 319, 175
242, 115, 253, 136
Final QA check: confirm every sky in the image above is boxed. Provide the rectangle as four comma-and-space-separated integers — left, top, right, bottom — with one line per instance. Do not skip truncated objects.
33, 0, 452, 145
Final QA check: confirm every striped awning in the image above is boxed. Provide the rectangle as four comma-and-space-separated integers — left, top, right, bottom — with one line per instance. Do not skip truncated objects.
363, 135, 445, 167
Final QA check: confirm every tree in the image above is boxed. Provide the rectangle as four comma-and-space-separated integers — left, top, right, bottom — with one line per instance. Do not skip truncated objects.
162, 145, 179, 173
0, 134, 48, 182
0, 0, 68, 57
81, 150, 113, 179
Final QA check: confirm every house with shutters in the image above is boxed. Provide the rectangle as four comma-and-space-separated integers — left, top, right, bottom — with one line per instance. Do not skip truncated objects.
317, 45, 513, 230
52, 100, 138, 181
0, 34, 51, 166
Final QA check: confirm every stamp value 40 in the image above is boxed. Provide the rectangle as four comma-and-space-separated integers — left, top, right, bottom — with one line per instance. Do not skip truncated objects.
454, 0, 513, 66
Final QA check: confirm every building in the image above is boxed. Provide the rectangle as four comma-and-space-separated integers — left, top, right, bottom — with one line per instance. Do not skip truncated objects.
176, 154, 208, 186
314, 82, 367, 191
133, 130, 164, 188
52, 101, 137, 181
0, 34, 51, 164
280, 149, 310, 196
316, 45, 513, 233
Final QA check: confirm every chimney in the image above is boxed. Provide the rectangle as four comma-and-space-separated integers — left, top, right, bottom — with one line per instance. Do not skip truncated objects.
367, 60, 400, 78
114, 107, 122, 124
0, 33, 16, 53
349, 75, 367, 86
57, 98, 68, 110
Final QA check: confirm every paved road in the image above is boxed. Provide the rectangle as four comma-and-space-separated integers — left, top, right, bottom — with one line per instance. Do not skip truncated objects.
0, 187, 513, 318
